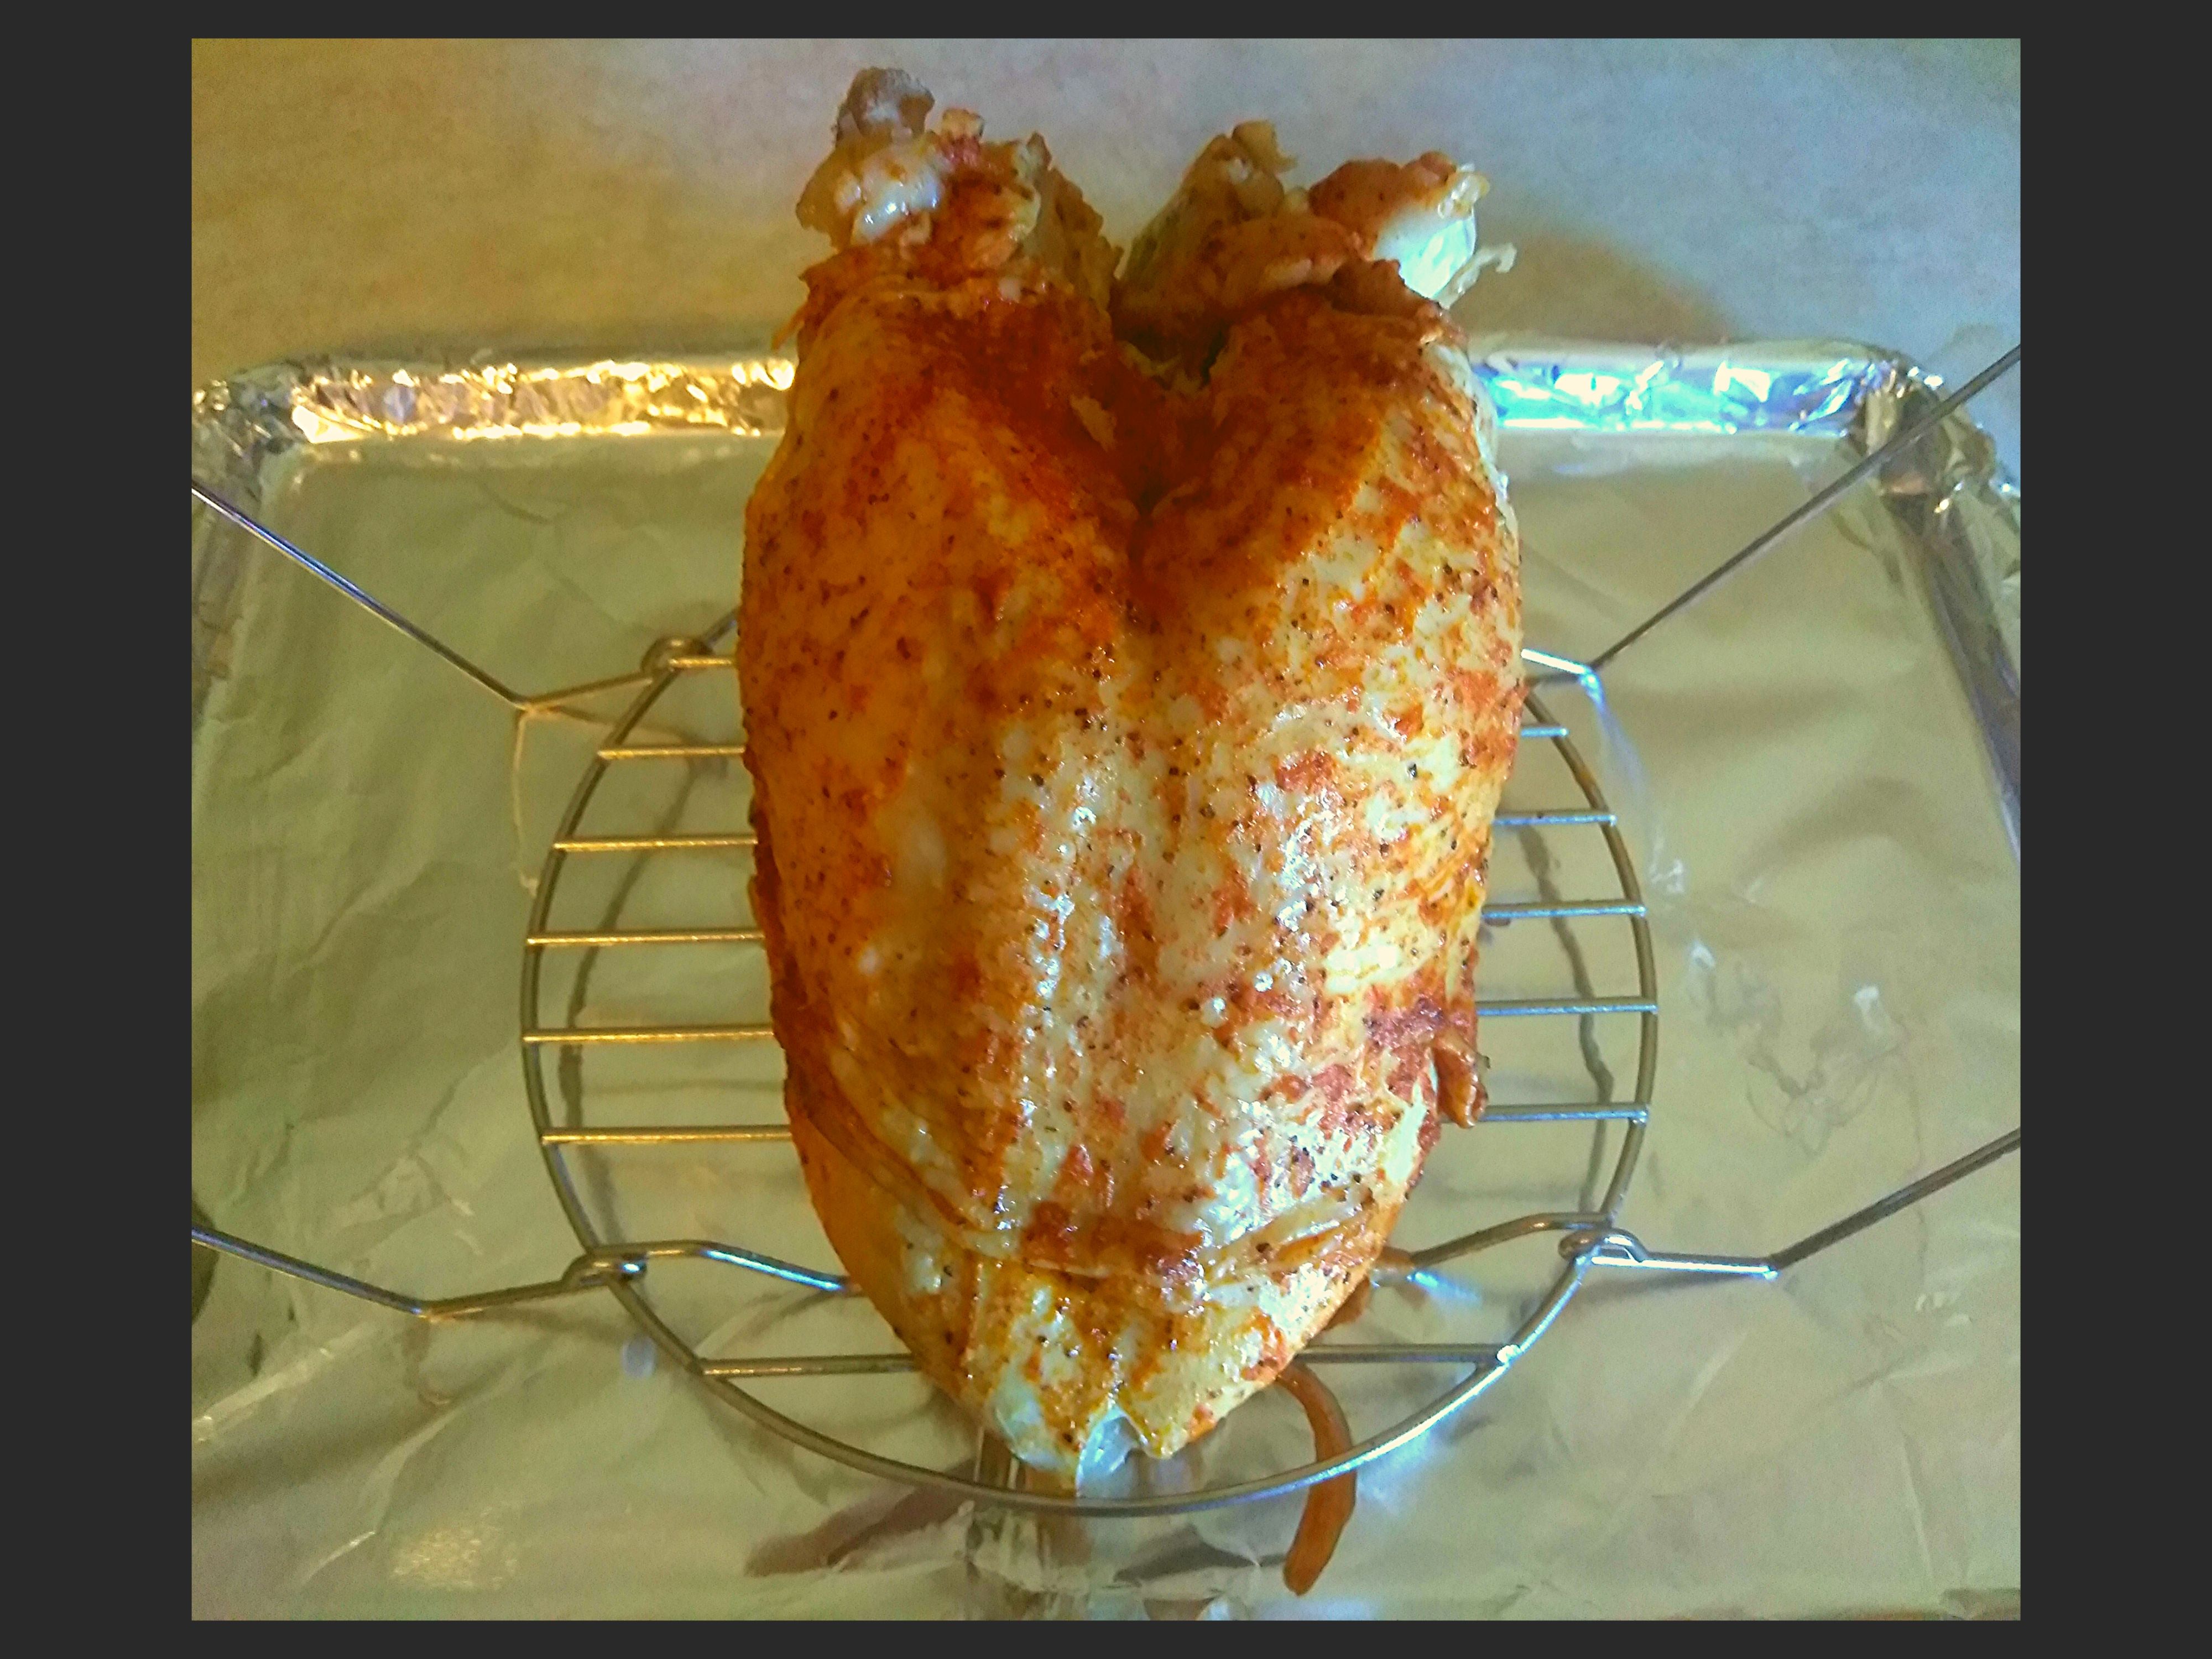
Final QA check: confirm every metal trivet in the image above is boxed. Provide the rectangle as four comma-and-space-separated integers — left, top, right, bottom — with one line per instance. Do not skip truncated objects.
188, 343, 2021, 1520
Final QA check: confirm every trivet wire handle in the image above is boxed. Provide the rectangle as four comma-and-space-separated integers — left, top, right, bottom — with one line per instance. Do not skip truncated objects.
1585, 1125, 2021, 1280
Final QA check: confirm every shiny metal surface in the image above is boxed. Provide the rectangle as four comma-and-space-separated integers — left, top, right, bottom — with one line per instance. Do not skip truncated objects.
1582, 345, 2021, 675
190, 337, 2021, 1591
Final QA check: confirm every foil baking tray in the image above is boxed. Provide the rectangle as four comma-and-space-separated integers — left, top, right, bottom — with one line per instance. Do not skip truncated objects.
190, 340, 2020, 1618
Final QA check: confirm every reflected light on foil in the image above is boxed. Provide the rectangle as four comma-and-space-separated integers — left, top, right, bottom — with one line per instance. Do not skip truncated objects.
389, 1523, 519, 1592
288, 358, 797, 444
1712, 364, 1771, 401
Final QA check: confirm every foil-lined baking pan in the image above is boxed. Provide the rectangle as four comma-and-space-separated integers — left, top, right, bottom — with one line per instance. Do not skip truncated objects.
191, 340, 2018, 1618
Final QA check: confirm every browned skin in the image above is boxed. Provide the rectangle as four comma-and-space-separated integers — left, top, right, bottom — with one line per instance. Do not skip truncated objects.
740, 88, 1520, 1481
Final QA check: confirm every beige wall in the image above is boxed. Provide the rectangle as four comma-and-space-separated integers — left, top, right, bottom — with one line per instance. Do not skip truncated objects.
192, 39, 2019, 467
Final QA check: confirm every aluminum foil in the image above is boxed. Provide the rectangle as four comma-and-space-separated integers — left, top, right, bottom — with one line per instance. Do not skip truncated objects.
191, 341, 2020, 1618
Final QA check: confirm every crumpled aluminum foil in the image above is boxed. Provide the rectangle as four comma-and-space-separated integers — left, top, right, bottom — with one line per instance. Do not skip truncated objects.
191, 340, 2018, 1617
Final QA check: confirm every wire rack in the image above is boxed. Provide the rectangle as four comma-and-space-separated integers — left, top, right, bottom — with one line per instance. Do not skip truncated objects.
188, 341, 2022, 1522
